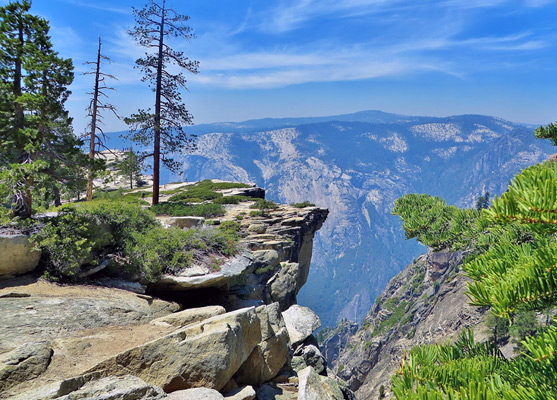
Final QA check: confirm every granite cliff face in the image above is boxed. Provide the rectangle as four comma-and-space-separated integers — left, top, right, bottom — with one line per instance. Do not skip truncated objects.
176, 111, 554, 326
0, 187, 354, 400
331, 250, 489, 400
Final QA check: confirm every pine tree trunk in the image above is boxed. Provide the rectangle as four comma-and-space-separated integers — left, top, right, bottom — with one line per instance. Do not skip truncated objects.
152, 0, 166, 205
15, 17, 31, 218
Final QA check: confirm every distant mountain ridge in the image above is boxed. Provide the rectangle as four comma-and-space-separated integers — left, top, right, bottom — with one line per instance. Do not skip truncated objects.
186, 110, 415, 134
110, 111, 555, 327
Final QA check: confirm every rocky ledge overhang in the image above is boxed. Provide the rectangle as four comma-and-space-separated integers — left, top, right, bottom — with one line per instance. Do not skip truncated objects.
150, 200, 329, 312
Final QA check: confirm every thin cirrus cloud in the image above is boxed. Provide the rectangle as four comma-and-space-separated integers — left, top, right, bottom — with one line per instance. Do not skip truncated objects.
257, 0, 556, 34
189, 28, 548, 89
60, 0, 130, 15
257, 0, 511, 33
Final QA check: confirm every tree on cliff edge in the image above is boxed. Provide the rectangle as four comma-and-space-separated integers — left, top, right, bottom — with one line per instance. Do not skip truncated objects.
124, 0, 199, 205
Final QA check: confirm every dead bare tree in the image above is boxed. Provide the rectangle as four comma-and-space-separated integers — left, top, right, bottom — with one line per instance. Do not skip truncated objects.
84, 36, 118, 201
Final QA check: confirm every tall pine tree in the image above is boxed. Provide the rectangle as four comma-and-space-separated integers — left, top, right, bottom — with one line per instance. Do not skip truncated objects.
0, 0, 86, 217
124, 0, 199, 205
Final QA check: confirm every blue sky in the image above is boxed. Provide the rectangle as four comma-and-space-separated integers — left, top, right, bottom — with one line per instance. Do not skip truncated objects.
4, 0, 557, 133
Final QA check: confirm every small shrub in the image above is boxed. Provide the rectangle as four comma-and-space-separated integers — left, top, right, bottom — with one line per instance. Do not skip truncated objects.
250, 199, 278, 210
166, 180, 251, 203
250, 199, 278, 216
168, 188, 221, 203
33, 208, 103, 278
218, 220, 241, 233
91, 188, 150, 205
384, 296, 401, 312
197, 180, 251, 190
208, 256, 224, 273
291, 201, 316, 208
213, 195, 250, 204
371, 301, 410, 337
125, 226, 194, 280
255, 264, 275, 275
150, 202, 225, 217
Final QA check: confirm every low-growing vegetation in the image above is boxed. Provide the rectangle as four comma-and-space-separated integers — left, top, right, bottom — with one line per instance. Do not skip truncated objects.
150, 202, 225, 217
249, 199, 278, 216
291, 201, 316, 208
167, 180, 251, 203
31, 201, 240, 282
371, 300, 411, 337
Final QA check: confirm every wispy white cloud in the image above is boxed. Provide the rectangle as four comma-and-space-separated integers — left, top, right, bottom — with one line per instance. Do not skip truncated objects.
60, 0, 130, 15
258, 0, 519, 33
189, 27, 548, 89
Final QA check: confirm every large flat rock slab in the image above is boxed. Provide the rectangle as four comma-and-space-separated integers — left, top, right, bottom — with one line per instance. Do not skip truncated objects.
87, 307, 262, 392
0, 280, 179, 353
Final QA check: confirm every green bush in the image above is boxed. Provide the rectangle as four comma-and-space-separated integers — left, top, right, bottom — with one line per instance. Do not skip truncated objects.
91, 188, 150, 205
125, 226, 195, 280
168, 187, 221, 203
291, 201, 316, 208
213, 195, 250, 204
196, 179, 251, 190
124, 224, 240, 280
150, 202, 225, 217
167, 180, 252, 203
33, 201, 240, 282
33, 202, 157, 279
33, 208, 105, 278
250, 199, 278, 210
249, 199, 278, 216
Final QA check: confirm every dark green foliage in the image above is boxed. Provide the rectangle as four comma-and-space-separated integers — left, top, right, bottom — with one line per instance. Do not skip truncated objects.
0, 1, 92, 218
91, 188, 150, 205
196, 180, 251, 190
485, 313, 510, 345
33, 207, 110, 277
150, 202, 225, 217
168, 186, 220, 202
125, 226, 194, 280
372, 300, 410, 337
33, 201, 240, 282
535, 122, 557, 146
249, 199, 278, 216
124, 0, 199, 204
379, 385, 385, 398
392, 155, 557, 398
212, 195, 250, 204
475, 191, 490, 210
392, 194, 482, 251
510, 311, 540, 350
168, 180, 251, 203
291, 201, 316, 208
33, 202, 157, 279
116, 149, 143, 190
